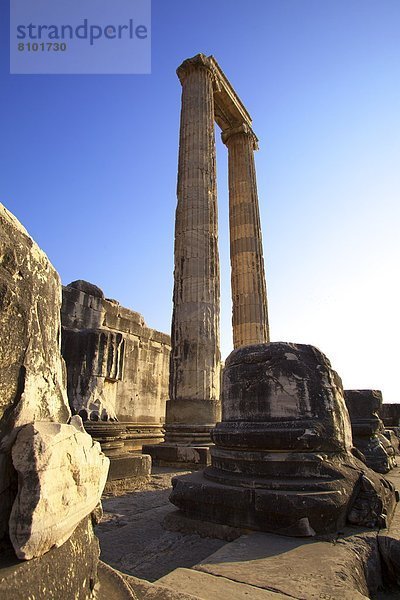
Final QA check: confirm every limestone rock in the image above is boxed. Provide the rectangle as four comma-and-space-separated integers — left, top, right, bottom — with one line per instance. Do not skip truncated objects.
9, 416, 109, 559
0, 204, 70, 443
0, 203, 71, 539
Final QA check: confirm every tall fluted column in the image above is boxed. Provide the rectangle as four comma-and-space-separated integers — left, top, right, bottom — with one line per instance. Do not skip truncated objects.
165, 54, 221, 444
222, 123, 269, 348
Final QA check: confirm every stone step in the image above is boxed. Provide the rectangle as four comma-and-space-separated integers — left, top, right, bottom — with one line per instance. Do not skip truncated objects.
123, 572, 201, 600
191, 531, 371, 599
157, 567, 288, 599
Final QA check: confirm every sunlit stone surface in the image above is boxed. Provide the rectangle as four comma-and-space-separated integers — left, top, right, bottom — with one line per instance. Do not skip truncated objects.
0, 203, 71, 541
9, 416, 109, 560
0, 204, 110, 597
146, 53, 271, 467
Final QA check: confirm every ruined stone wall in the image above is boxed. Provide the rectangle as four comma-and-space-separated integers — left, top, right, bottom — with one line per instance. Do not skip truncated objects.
0, 205, 108, 596
61, 281, 171, 424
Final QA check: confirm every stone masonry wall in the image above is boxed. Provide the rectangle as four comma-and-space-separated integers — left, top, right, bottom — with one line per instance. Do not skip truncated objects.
61, 281, 171, 424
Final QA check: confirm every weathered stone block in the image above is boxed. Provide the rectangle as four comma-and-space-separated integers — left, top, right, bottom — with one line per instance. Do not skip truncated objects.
9, 416, 109, 559
143, 443, 210, 469
380, 404, 400, 427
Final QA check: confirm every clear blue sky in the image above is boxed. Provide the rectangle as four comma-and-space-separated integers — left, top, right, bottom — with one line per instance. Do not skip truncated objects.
1, 1, 399, 402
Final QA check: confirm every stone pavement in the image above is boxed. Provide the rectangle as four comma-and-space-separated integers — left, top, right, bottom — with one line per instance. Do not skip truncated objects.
96, 468, 226, 582
96, 467, 400, 599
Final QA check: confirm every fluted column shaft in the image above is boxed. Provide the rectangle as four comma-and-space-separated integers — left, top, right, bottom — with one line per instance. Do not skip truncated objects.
166, 55, 221, 439
223, 124, 269, 348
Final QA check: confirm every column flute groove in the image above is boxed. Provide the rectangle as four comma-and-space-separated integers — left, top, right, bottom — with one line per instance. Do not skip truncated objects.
165, 54, 221, 445
222, 123, 269, 348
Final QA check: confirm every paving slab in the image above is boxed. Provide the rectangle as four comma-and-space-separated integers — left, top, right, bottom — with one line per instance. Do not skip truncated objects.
97, 561, 201, 600
158, 567, 289, 600
193, 531, 372, 599
97, 469, 225, 582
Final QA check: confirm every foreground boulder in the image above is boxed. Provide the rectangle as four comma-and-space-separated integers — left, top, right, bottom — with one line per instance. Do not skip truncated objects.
0, 516, 100, 600
0, 204, 109, 598
170, 343, 398, 535
0, 204, 71, 540
345, 389, 397, 473
10, 416, 109, 559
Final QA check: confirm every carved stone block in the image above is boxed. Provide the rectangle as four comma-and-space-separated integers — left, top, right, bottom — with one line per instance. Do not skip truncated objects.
9, 416, 109, 560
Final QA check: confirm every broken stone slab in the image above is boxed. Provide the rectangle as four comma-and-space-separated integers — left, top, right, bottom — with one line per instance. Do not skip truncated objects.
123, 571, 202, 600
157, 568, 292, 600
95, 561, 138, 599
9, 416, 109, 559
143, 443, 211, 470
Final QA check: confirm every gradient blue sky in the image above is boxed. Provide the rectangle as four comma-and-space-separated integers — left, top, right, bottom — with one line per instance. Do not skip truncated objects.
1, 1, 399, 401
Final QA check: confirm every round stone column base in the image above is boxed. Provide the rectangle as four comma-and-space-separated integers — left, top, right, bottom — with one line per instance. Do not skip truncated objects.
170, 453, 398, 536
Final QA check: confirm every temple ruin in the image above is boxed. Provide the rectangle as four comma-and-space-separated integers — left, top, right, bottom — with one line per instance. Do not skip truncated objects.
61, 279, 170, 428
61, 279, 170, 487
145, 53, 269, 467
1, 53, 400, 599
